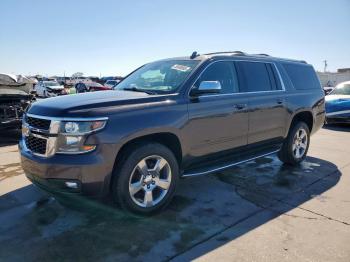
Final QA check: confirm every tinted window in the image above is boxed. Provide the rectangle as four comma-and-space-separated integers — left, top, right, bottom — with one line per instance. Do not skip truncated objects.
196, 61, 238, 94
283, 63, 320, 90
236, 61, 273, 92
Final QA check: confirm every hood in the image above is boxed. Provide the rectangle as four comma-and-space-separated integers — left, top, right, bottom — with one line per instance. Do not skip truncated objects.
0, 88, 28, 96
325, 94, 350, 102
0, 73, 33, 94
27, 90, 175, 117
0, 88, 30, 102
325, 94, 350, 114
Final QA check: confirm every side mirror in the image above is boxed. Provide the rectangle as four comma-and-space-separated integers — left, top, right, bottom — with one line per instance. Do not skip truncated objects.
191, 81, 221, 96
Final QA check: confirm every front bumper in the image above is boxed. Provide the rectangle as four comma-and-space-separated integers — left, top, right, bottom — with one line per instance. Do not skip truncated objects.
19, 139, 116, 197
46, 89, 65, 97
26, 172, 81, 194
0, 118, 21, 130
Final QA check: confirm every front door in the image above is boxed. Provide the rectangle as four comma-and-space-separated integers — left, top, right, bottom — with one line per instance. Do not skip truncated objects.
186, 61, 249, 158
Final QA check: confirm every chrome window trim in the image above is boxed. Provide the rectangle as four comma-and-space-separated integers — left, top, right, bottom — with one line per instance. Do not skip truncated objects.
188, 59, 287, 98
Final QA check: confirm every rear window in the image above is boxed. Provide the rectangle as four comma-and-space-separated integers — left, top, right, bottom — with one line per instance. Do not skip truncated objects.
283, 63, 320, 90
235, 61, 276, 92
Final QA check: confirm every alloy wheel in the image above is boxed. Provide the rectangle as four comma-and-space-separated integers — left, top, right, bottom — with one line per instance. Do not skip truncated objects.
128, 155, 172, 208
292, 128, 308, 158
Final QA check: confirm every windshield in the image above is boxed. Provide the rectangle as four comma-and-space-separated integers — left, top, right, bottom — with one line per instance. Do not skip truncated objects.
115, 60, 199, 93
331, 83, 350, 95
44, 81, 60, 86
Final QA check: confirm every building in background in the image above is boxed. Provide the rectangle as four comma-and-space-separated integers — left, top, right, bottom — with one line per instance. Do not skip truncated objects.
318, 68, 350, 87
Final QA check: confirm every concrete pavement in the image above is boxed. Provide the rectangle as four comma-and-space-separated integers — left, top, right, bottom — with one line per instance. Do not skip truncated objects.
0, 126, 349, 261
173, 126, 350, 261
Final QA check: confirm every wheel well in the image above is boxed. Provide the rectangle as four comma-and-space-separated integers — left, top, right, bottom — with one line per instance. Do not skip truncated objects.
290, 111, 313, 132
114, 132, 183, 170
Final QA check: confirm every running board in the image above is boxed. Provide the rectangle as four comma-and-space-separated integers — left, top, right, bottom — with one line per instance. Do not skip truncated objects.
182, 149, 279, 177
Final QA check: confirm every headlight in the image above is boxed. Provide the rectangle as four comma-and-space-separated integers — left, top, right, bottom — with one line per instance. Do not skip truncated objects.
61, 120, 107, 135
56, 119, 107, 154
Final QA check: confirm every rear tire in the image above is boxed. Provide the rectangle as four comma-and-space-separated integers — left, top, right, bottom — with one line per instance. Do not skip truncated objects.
112, 143, 179, 215
278, 121, 310, 165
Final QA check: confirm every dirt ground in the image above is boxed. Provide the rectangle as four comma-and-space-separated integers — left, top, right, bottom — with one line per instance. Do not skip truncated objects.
0, 126, 349, 261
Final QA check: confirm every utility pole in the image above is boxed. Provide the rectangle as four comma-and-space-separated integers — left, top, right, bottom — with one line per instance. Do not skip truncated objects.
323, 60, 328, 73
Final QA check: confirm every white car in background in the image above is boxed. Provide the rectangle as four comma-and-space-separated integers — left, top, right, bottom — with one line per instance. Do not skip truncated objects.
35, 81, 65, 97
104, 79, 120, 88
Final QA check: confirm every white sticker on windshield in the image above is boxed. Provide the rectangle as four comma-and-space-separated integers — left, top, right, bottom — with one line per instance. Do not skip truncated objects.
171, 64, 191, 72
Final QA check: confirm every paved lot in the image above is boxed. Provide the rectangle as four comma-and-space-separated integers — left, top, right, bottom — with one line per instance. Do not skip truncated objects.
0, 126, 349, 261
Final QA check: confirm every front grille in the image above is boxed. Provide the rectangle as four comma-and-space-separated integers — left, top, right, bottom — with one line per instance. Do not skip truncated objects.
25, 136, 47, 155
27, 116, 51, 130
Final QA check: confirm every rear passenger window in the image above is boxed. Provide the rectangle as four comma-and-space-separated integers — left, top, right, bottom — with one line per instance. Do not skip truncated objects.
236, 61, 274, 92
282, 63, 320, 90
196, 61, 238, 94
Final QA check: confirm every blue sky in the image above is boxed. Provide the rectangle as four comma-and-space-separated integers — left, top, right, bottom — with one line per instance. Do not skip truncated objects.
1, 0, 349, 76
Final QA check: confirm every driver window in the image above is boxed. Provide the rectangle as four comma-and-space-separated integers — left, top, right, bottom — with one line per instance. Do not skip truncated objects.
196, 61, 238, 94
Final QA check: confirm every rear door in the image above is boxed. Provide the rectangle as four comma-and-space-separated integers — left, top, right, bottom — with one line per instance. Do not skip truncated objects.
186, 61, 249, 158
235, 61, 287, 145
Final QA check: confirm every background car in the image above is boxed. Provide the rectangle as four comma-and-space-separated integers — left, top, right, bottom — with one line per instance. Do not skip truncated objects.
35, 81, 65, 97
325, 80, 350, 124
323, 86, 334, 95
104, 79, 120, 88
75, 82, 111, 93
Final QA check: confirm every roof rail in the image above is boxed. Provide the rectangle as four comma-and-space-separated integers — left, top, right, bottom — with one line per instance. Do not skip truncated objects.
190, 51, 199, 59
204, 51, 246, 56
254, 53, 270, 56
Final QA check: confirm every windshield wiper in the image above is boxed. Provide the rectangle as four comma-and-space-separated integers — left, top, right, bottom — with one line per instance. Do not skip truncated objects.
123, 87, 157, 95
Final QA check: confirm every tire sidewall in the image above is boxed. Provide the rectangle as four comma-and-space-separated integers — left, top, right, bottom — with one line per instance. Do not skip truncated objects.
112, 143, 179, 215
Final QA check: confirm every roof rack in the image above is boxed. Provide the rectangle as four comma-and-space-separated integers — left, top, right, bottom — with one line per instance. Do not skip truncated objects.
204, 51, 247, 56
190, 51, 200, 59
254, 53, 270, 56
199, 51, 307, 64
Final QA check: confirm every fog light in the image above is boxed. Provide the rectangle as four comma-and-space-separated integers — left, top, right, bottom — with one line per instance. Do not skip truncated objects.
65, 181, 78, 189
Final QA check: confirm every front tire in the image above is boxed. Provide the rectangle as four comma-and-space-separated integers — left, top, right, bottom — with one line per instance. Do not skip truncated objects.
112, 143, 179, 215
278, 121, 310, 165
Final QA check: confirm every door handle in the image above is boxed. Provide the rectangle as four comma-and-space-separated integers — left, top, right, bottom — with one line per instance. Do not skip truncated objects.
233, 103, 247, 110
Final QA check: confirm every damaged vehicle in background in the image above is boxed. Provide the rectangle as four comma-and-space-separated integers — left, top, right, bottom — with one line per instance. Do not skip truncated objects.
75, 82, 111, 93
325, 80, 350, 124
0, 73, 35, 130
35, 81, 66, 97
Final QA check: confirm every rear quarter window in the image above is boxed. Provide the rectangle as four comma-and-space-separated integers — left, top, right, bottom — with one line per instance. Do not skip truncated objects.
283, 63, 320, 90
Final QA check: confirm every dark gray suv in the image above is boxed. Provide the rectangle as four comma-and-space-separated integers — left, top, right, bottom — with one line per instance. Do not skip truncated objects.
20, 51, 325, 214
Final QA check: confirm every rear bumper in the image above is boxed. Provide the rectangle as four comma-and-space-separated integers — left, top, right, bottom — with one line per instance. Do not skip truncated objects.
19, 139, 117, 197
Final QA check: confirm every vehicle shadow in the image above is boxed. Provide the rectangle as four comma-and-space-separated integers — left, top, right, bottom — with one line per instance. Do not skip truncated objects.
0, 155, 341, 261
